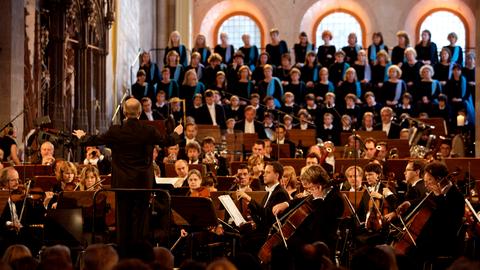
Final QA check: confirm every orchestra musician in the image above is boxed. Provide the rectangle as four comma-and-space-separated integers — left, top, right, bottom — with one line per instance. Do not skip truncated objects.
404, 161, 465, 265
237, 162, 289, 255
0, 167, 42, 255
186, 169, 210, 198
73, 98, 183, 256
77, 165, 103, 191
271, 164, 344, 265
384, 160, 427, 223
357, 163, 396, 223
340, 165, 364, 191
44, 161, 78, 209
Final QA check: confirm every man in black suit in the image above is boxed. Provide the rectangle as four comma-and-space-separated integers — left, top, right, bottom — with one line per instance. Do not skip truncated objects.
234, 105, 267, 139
271, 164, 344, 266
275, 125, 296, 158
375, 107, 401, 139
237, 161, 289, 254
409, 161, 464, 263
197, 90, 226, 129
73, 98, 183, 255
139, 97, 164, 121
385, 159, 427, 223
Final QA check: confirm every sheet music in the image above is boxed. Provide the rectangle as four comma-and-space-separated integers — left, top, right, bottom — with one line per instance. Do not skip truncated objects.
218, 195, 246, 227
155, 177, 182, 186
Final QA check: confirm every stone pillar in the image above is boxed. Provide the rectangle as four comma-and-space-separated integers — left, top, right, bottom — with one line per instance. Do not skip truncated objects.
175, 0, 193, 49
476, 2, 480, 157
0, 0, 24, 140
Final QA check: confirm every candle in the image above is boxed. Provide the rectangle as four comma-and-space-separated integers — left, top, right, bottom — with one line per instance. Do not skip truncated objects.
457, 114, 465, 126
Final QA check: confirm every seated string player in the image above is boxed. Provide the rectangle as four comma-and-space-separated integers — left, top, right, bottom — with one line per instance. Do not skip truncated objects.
44, 161, 78, 210
78, 165, 103, 191
340, 165, 364, 191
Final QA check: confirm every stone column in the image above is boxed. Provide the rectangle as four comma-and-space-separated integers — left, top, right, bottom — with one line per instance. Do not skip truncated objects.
175, 0, 193, 49
0, 0, 25, 140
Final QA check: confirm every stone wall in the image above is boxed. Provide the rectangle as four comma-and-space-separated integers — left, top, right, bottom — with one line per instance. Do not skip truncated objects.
193, 0, 477, 50
105, 0, 158, 122
0, 0, 25, 139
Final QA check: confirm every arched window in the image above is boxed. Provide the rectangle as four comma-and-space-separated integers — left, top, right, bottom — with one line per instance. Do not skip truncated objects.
315, 11, 363, 50
217, 14, 262, 50
418, 10, 466, 53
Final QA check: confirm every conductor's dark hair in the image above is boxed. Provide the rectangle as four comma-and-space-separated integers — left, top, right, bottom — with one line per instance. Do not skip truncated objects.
364, 163, 383, 175
424, 161, 449, 182
266, 161, 284, 179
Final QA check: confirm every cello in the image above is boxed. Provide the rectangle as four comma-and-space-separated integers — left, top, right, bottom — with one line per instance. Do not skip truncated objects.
258, 195, 313, 263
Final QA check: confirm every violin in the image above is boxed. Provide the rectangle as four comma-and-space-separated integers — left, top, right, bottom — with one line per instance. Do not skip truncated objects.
188, 187, 210, 198
9, 185, 45, 203
364, 186, 384, 232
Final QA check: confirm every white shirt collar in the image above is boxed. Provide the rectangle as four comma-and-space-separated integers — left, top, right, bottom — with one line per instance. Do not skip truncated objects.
324, 124, 333, 130
265, 182, 280, 193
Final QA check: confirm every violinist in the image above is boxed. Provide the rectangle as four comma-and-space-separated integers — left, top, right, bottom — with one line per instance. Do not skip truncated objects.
44, 161, 78, 209
340, 165, 364, 191
358, 163, 396, 223
407, 161, 464, 262
0, 167, 41, 254
237, 162, 289, 254
271, 165, 344, 263
186, 169, 210, 198
78, 165, 103, 191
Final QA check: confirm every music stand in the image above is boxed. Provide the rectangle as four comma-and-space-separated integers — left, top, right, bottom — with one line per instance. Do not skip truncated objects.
170, 196, 218, 229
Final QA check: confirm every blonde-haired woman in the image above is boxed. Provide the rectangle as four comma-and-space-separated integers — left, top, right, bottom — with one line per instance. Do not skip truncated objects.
192, 34, 211, 66
78, 164, 102, 191
164, 30, 188, 67
165, 50, 185, 83
281, 166, 298, 199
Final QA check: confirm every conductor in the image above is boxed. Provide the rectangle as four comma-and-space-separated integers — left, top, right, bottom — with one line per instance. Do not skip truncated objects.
73, 98, 183, 254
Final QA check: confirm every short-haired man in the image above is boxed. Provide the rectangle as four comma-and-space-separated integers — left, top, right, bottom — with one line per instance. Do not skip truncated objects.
237, 161, 289, 254
375, 107, 401, 139
39, 141, 55, 165
185, 142, 201, 165
139, 97, 163, 121
274, 125, 295, 158
198, 90, 227, 128
174, 159, 189, 187
234, 105, 267, 139
271, 165, 344, 263
363, 137, 377, 159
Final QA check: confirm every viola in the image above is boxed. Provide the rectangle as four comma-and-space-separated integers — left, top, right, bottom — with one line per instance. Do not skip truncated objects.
364, 187, 384, 232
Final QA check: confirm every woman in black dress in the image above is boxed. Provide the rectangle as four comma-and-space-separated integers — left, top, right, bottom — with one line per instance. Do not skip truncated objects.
317, 30, 336, 68
266, 28, 288, 67
192, 34, 211, 66
391, 31, 410, 67
401, 47, 423, 92
294, 31, 315, 65
214, 32, 235, 65
163, 31, 188, 67
415, 30, 438, 66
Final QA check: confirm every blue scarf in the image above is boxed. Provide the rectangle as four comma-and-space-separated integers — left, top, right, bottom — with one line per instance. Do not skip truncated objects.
342, 63, 350, 79
249, 47, 256, 71
448, 62, 455, 80
451, 46, 460, 64
167, 81, 174, 98
267, 77, 284, 107
328, 81, 335, 92
393, 80, 404, 102
364, 63, 372, 81
193, 82, 205, 98
313, 65, 319, 82
225, 45, 232, 63
179, 46, 187, 67
460, 76, 475, 124
355, 44, 361, 53
431, 80, 441, 97
355, 82, 362, 98
150, 64, 156, 82
384, 62, 392, 82
173, 65, 182, 82
144, 82, 149, 97
370, 44, 385, 62
201, 48, 207, 64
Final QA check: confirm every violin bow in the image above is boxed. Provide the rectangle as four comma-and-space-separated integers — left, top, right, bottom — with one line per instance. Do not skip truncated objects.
275, 214, 288, 249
